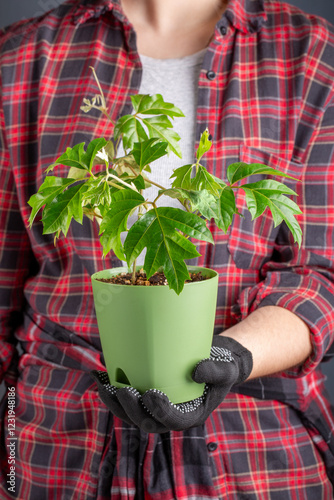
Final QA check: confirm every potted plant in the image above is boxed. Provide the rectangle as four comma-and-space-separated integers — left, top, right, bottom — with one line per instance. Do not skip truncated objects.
28, 68, 302, 403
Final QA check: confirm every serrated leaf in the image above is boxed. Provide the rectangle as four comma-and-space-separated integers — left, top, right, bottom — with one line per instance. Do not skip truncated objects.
130, 175, 146, 191
45, 139, 108, 175
147, 242, 193, 295
227, 162, 298, 185
99, 189, 145, 259
196, 129, 212, 161
93, 140, 115, 168
142, 164, 151, 173
188, 190, 220, 221
41, 183, 88, 236
142, 115, 182, 158
132, 138, 168, 169
68, 166, 89, 180
104, 140, 115, 161
162, 188, 220, 221
216, 186, 239, 232
242, 183, 302, 246
131, 94, 185, 118
45, 143, 87, 173
82, 178, 111, 207
212, 176, 228, 189
170, 164, 194, 189
124, 207, 213, 294
269, 200, 303, 247
159, 188, 187, 200
85, 138, 108, 172
113, 154, 141, 177
241, 180, 301, 219
191, 165, 222, 196
114, 115, 148, 151
144, 228, 201, 277
241, 179, 298, 205
28, 176, 78, 226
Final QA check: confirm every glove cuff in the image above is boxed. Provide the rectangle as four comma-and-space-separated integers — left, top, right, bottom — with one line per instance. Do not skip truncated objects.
212, 335, 253, 384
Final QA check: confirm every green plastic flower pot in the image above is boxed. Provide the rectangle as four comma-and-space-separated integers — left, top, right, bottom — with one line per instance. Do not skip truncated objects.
91, 265, 218, 403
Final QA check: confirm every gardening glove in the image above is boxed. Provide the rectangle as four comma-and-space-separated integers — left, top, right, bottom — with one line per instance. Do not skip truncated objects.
91, 336, 253, 433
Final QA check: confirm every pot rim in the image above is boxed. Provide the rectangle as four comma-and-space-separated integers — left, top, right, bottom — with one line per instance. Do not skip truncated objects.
91, 265, 218, 288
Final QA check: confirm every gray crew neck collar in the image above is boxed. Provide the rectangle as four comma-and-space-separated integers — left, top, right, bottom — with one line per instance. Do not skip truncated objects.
139, 48, 207, 68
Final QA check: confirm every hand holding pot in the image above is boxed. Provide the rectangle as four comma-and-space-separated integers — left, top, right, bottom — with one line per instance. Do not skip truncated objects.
91, 336, 253, 433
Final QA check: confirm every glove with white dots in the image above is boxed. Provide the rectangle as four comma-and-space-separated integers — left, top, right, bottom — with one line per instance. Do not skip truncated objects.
91, 335, 253, 433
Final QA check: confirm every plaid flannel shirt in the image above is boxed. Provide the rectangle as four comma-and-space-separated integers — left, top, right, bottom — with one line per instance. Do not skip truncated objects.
1, 0, 334, 498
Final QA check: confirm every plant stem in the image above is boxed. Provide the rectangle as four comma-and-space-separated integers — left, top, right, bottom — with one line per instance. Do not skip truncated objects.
106, 181, 124, 190
142, 176, 166, 190
100, 108, 116, 127
131, 259, 137, 285
107, 172, 138, 191
92, 210, 103, 219
89, 66, 115, 126
130, 189, 145, 285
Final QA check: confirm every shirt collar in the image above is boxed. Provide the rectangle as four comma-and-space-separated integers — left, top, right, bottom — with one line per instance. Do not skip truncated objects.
72, 0, 122, 25
224, 0, 267, 33
72, 0, 267, 33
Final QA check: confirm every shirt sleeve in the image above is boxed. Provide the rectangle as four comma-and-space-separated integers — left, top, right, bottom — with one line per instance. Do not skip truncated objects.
236, 97, 334, 378
0, 90, 34, 385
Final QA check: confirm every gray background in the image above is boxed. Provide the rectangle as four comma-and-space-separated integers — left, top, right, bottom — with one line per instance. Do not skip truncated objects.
0, 0, 333, 405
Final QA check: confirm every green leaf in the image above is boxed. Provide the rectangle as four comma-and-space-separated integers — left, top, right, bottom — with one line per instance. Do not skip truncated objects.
45, 139, 108, 174
142, 115, 182, 158
162, 188, 220, 222
132, 138, 168, 170
130, 175, 146, 191
146, 242, 194, 295
241, 180, 302, 246
113, 154, 141, 177
131, 94, 185, 118
241, 180, 300, 219
45, 143, 87, 173
196, 129, 212, 161
99, 189, 145, 259
82, 178, 112, 207
216, 186, 240, 232
227, 162, 298, 186
28, 176, 78, 226
269, 198, 303, 247
104, 140, 115, 162
124, 207, 213, 294
85, 138, 108, 172
41, 183, 88, 236
114, 94, 183, 157
114, 115, 149, 151
170, 164, 194, 190
191, 165, 222, 196
158, 187, 188, 201
68, 167, 89, 180
188, 190, 220, 221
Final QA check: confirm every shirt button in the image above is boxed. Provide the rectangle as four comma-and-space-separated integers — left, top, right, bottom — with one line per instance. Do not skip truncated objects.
207, 441, 218, 452
220, 26, 227, 36
206, 70, 216, 80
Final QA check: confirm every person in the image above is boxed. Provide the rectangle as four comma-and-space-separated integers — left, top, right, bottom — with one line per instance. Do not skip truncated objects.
1, 0, 334, 497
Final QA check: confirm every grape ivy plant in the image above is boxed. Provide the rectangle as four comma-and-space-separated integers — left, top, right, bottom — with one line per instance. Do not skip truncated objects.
28, 68, 302, 294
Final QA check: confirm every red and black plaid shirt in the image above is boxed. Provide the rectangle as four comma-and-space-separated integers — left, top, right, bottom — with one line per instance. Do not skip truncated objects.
1, 0, 334, 498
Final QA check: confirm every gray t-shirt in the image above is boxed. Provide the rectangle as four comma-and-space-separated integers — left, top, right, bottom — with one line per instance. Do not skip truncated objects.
120, 49, 206, 266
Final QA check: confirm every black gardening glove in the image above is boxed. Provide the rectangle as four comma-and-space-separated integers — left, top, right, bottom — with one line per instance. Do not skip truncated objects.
91, 336, 253, 433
